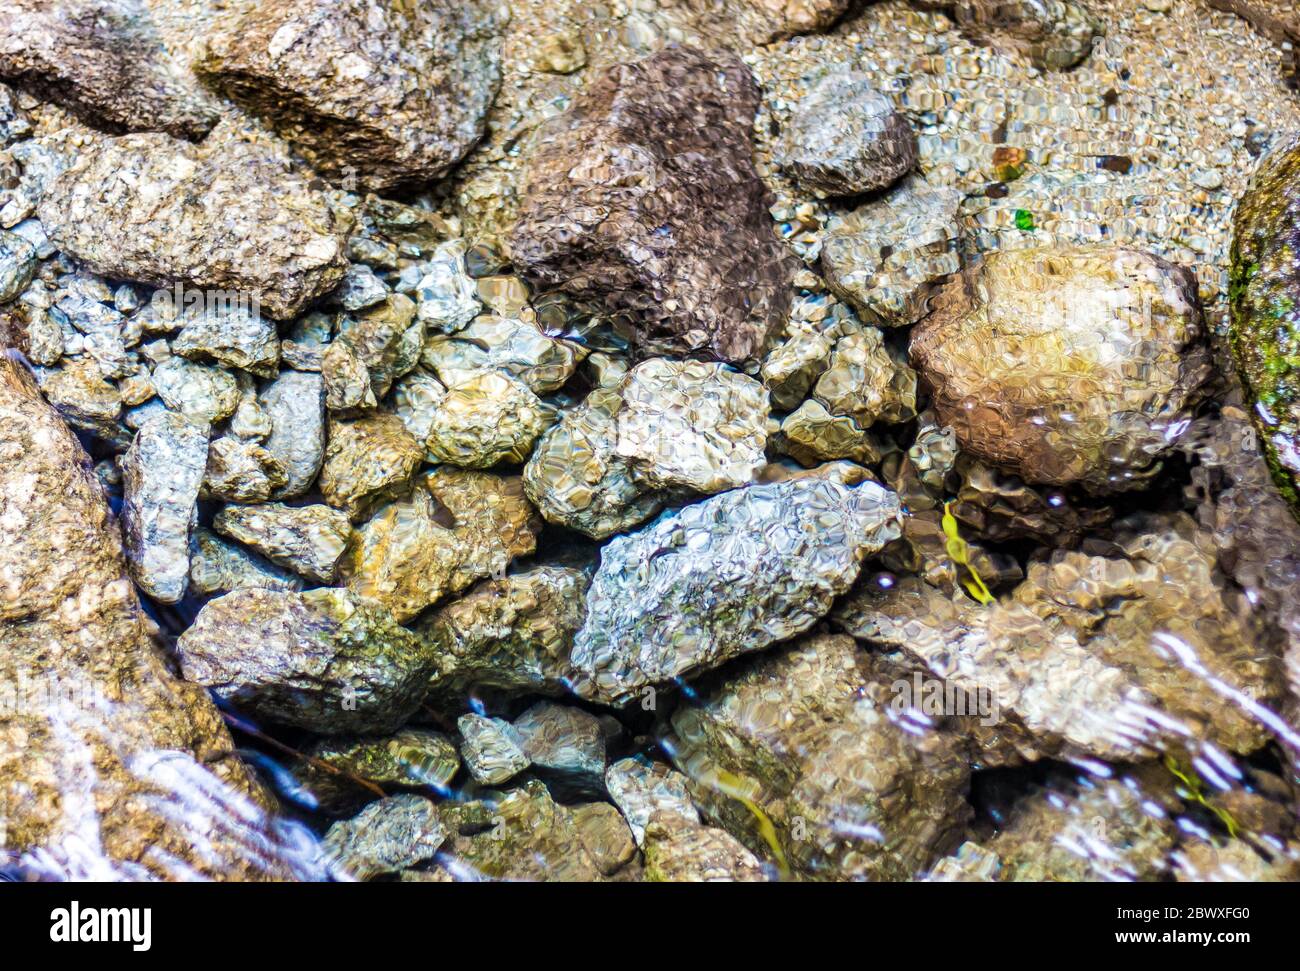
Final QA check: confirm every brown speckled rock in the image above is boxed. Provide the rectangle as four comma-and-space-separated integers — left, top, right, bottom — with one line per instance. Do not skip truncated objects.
510, 46, 796, 367
0, 0, 219, 139
909, 247, 1212, 493
195, 0, 503, 191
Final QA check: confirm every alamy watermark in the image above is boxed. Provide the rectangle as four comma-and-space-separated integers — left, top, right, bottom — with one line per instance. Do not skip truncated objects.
890, 671, 1000, 727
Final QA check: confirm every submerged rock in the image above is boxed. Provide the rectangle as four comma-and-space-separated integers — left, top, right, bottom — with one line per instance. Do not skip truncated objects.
321, 794, 446, 880
948, 0, 1102, 71
523, 386, 666, 540
150, 356, 240, 425
212, 502, 352, 585
120, 411, 207, 603
196, 0, 504, 191
669, 635, 972, 880
424, 370, 554, 469
512, 701, 606, 796
39, 132, 348, 319
571, 476, 903, 703
642, 810, 769, 882
421, 315, 583, 395
258, 369, 325, 498
605, 758, 700, 846
820, 177, 965, 328
615, 359, 770, 494
319, 413, 423, 521
301, 730, 460, 812
457, 714, 530, 786
0, 357, 295, 880
425, 780, 608, 881
172, 302, 279, 377
842, 514, 1281, 762
1229, 134, 1300, 517
778, 69, 917, 196
813, 328, 917, 428
341, 468, 540, 623
419, 566, 587, 701
322, 294, 420, 410
0, 0, 219, 139
188, 527, 305, 597
177, 587, 439, 734
201, 436, 288, 504
0, 228, 35, 303
910, 247, 1212, 492
510, 46, 795, 367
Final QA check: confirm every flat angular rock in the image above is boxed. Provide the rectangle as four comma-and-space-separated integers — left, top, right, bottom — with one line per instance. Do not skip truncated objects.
39, 132, 348, 320
669, 635, 972, 880
258, 369, 325, 498
120, 410, 208, 603
0, 0, 219, 139
813, 328, 917, 428
910, 247, 1212, 492
457, 713, 530, 786
322, 294, 420, 410
213, 501, 352, 584
419, 566, 587, 701
196, 0, 504, 191
569, 802, 637, 877
319, 413, 423, 521
0, 356, 296, 880
951, 0, 1102, 72
571, 477, 903, 703
512, 701, 606, 796
0, 228, 35, 303
429, 780, 606, 881
424, 370, 553, 469
523, 386, 666, 540
321, 794, 446, 880
342, 468, 540, 623
33, 356, 124, 442
177, 587, 439, 734
1229, 134, 1300, 517
202, 435, 288, 504
189, 527, 305, 597
412, 240, 481, 334
779, 69, 917, 196
302, 730, 460, 812
615, 359, 770, 494
605, 758, 700, 846
844, 514, 1281, 762
421, 314, 583, 395
171, 300, 280, 377
150, 355, 240, 425
642, 810, 769, 882
511, 46, 796, 367
821, 177, 965, 328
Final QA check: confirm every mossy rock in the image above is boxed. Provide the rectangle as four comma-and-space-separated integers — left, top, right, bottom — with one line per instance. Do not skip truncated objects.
1229, 134, 1300, 515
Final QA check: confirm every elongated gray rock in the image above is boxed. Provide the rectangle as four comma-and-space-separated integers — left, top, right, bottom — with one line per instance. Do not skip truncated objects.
39, 132, 348, 319
0, 356, 304, 880
259, 369, 325, 498
571, 476, 903, 703
176, 587, 439, 734
120, 410, 208, 603
196, 0, 504, 191
0, 0, 219, 139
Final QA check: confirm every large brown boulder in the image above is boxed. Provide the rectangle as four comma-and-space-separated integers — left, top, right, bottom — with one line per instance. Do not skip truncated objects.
0, 0, 218, 139
0, 354, 305, 880
510, 46, 797, 368
194, 0, 504, 191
